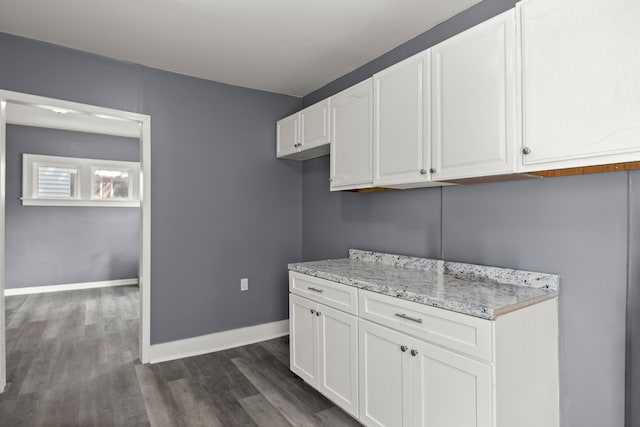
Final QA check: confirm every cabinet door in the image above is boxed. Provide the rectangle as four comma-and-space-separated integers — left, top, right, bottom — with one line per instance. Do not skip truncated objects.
411, 339, 492, 427
301, 99, 330, 149
330, 79, 373, 191
374, 52, 431, 186
359, 319, 412, 427
431, 9, 517, 181
289, 294, 318, 387
518, 0, 640, 169
317, 304, 359, 418
276, 114, 299, 158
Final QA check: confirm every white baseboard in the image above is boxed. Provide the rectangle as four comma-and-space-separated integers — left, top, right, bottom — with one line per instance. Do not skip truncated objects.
149, 319, 289, 364
4, 278, 139, 296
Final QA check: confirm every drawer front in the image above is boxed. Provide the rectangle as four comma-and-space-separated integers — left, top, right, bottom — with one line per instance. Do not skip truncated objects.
289, 271, 358, 315
359, 289, 492, 361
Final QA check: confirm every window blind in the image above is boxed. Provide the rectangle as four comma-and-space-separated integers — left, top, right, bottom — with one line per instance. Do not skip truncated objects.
37, 166, 77, 198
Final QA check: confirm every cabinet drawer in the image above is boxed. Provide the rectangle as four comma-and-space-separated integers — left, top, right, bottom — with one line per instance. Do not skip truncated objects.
359, 289, 492, 361
289, 272, 358, 315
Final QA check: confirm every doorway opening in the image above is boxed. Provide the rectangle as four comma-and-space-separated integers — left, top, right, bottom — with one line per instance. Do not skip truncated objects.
0, 90, 152, 391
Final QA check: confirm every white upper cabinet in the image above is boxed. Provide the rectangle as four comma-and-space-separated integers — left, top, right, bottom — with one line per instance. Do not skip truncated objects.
373, 51, 433, 187
301, 99, 331, 150
330, 79, 374, 191
277, 99, 331, 160
518, 0, 640, 170
431, 9, 518, 181
276, 114, 299, 158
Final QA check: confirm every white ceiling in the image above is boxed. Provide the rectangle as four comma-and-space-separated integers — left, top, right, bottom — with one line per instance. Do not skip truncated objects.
0, 0, 480, 97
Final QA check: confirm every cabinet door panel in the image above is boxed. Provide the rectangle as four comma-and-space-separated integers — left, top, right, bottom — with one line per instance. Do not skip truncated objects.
289, 294, 317, 387
276, 114, 299, 158
374, 52, 430, 186
330, 79, 373, 190
431, 9, 517, 180
301, 99, 330, 149
519, 0, 640, 167
412, 340, 492, 427
359, 319, 411, 427
318, 305, 359, 417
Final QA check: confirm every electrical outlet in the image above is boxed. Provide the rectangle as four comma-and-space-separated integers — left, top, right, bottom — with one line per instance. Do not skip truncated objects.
241, 278, 249, 291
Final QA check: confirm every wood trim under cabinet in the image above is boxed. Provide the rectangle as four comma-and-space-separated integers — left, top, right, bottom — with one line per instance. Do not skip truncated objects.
347, 187, 396, 193
529, 161, 640, 177
340, 161, 640, 191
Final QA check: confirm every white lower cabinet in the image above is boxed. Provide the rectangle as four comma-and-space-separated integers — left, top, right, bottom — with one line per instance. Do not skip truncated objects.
289, 294, 318, 385
411, 337, 492, 427
359, 319, 492, 427
289, 272, 559, 427
289, 294, 359, 417
359, 319, 412, 427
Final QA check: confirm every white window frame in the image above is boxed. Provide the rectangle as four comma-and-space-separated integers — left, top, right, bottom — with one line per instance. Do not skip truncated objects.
22, 153, 140, 207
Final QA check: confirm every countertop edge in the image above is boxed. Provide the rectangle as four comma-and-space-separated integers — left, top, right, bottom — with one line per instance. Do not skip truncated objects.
288, 263, 558, 320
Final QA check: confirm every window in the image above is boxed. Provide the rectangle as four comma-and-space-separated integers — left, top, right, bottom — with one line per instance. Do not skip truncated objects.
37, 165, 78, 198
22, 154, 140, 207
93, 168, 131, 200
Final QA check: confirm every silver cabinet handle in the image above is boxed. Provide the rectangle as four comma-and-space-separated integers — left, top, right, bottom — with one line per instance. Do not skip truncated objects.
522, 147, 531, 155
395, 313, 423, 323
429, 168, 436, 174
411, 349, 419, 357
310, 309, 315, 314
316, 311, 321, 317
400, 345, 408, 352
308, 287, 324, 293
420, 169, 427, 175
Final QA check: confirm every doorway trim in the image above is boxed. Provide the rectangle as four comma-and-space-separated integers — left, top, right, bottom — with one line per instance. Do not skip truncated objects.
0, 90, 152, 391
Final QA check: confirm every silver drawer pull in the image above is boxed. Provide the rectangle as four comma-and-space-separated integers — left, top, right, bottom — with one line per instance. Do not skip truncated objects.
395, 313, 423, 323
307, 287, 324, 293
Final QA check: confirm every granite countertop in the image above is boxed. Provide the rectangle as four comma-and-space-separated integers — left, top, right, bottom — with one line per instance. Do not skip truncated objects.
288, 249, 559, 320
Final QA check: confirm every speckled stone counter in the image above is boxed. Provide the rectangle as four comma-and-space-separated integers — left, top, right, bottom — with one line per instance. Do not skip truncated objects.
288, 249, 559, 320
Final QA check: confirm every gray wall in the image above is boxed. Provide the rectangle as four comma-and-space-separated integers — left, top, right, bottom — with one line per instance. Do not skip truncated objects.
628, 171, 640, 427
0, 32, 303, 343
5, 125, 140, 288
301, 0, 634, 425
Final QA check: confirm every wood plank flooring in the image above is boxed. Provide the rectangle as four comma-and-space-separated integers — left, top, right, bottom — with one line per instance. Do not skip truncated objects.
1, 286, 361, 426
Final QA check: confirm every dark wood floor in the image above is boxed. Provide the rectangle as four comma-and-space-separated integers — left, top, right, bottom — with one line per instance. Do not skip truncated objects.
1, 286, 361, 426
